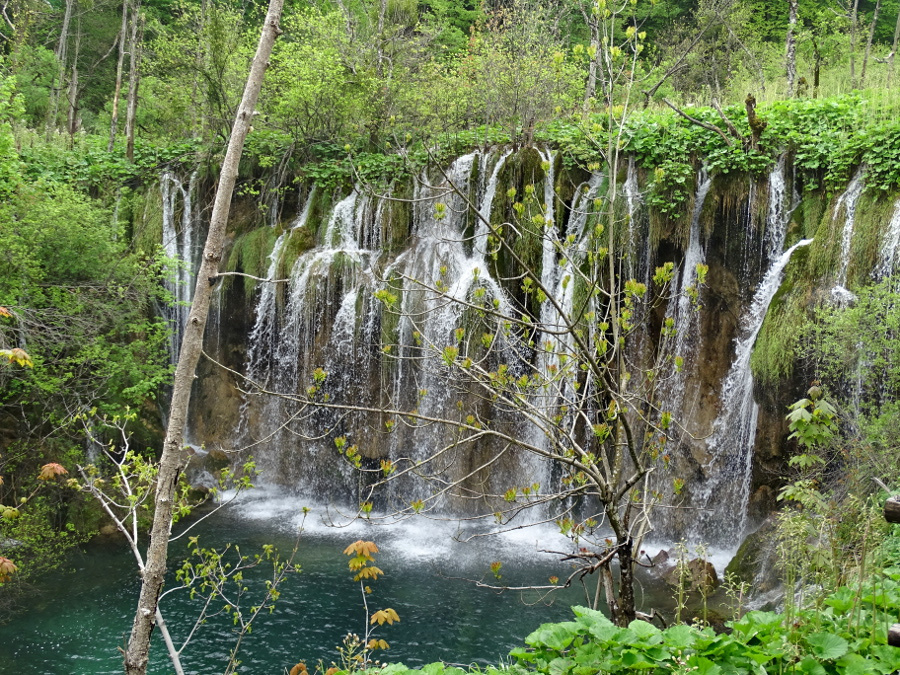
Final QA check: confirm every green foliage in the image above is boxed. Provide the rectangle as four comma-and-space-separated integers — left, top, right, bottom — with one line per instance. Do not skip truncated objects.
803, 276, 900, 419
786, 397, 837, 449
359, 580, 900, 675
225, 227, 279, 298
0, 59, 23, 199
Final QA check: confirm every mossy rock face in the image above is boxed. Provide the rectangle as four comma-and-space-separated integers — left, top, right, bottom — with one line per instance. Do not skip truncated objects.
224, 226, 278, 298
847, 189, 900, 286
488, 148, 550, 318
277, 225, 316, 281
132, 185, 164, 256
381, 182, 413, 254
724, 515, 779, 591
750, 246, 813, 385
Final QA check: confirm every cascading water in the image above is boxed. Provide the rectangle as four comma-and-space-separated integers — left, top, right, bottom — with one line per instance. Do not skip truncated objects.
239, 149, 542, 504
161, 169, 199, 364
697, 239, 813, 543
211, 149, 892, 547
474, 149, 513, 257
692, 194, 815, 547
660, 168, 713, 410
833, 165, 866, 292
875, 199, 900, 281
623, 156, 645, 280
686, 159, 808, 544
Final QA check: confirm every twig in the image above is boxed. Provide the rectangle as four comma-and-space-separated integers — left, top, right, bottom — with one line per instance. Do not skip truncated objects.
662, 99, 733, 147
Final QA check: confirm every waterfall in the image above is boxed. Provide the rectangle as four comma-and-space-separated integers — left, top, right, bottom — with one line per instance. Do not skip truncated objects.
244, 187, 317, 390
694, 238, 813, 544
161, 169, 199, 364
624, 156, 644, 279
765, 156, 789, 262
661, 168, 713, 404
875, 199, 900, 281
474, 149, 513, 257
833, 166, 866, 291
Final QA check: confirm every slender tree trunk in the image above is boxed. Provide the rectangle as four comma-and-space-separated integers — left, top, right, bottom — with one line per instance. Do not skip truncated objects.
785, 0, 798, 96
813, 36, 821, 97
122, 0, 284, 672
124, 2, 142, 163
48, 0, 74, 131
108, 0, 128, 151
891, 6, 900, 82
582, 14, 603, 110
375, 0, 386, 79
66, 16, 81, 138
861, 0, 882, 85
850, 0, 860, 87
191, 0, 208, 137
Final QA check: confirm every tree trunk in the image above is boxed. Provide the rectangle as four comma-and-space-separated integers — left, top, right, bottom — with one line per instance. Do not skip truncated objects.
48, 0, 74, 131
108, 0, 128, 151
375, 0, 386, 79
813, 36, 821, 97
122, 0, 284, 672
891, 6, 900, 82
785, 0, 798, 96
66, 16, 81, 138
616, 539, 637, 625
66, 55, 78, 137
581, 10, 601, 110
861, 0, 882, 85
850, 0, 860, 87
124, 2, 142, 163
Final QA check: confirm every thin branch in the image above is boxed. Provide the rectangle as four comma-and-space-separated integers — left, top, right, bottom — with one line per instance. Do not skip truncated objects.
662, 98, 733, 146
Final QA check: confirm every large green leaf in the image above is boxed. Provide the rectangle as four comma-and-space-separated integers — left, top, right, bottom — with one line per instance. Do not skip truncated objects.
836, 653, 874, 675
663, 624, 697, 650
797, 656, 827, 675
806, 633, 849, 660
525, 622, 581, 651
628, 619, 662, 643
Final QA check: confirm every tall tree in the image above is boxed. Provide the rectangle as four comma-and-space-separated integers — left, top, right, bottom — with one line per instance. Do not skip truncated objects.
124, 0, 141, 162
860, 0, 882, 85
47, 0, 74, 131
122, 0, 285, 671
891, 3, 900, 81
849, 0, 860, 87
786, 0, 798, 96
107, 0, 128, 151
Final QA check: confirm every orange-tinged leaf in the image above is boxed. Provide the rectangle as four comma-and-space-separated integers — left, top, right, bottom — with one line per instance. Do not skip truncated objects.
354, 565, 384, 581
370, 608, 400, 625
289, 663, 307, 675
343, 540, 379, 558
38, 463, 68, 481
0, 348, 33, 368
0, 557, 17, 582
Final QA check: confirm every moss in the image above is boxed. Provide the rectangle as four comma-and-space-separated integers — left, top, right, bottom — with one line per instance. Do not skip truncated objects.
303, 184, 333, 240
381, 181, 413, 254
224, 226, 278, 298
488, 148, 549, 318
846, 189, 900, 286
277, 225, 316, 281
750, 246, 813, 384
131, 185, 163, 257
792, 188, 826, 240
